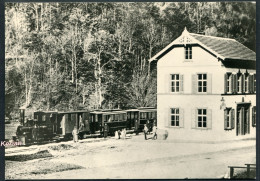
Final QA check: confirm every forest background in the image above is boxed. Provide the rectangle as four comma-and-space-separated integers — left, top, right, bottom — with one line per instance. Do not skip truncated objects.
5, 2, 256, 119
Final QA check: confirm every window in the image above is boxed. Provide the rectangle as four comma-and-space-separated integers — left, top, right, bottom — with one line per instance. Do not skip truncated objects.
225, 73, 236, 94
185, 46, 192, 59
171, 108, 179, 127
226, 74, 232, 93
140, 112, 146, 119
42, 115, 46, 121
197, 109, 207, 127
171, 74, 180, 92
198, 74, 207, 93
252, 106, 256, 127
224, 108, 234, 130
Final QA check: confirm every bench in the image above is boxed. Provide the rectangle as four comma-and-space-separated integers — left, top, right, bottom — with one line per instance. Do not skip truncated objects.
228, 164, 256, 178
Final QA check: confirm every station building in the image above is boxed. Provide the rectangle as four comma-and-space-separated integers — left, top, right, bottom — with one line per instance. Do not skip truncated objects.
149, 28, 256, 141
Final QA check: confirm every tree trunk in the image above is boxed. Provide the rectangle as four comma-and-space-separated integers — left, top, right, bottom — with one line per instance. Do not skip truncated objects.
97, 51, 102, 108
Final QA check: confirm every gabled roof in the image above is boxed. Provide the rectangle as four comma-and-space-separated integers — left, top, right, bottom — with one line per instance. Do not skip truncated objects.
149, 28, 256, 62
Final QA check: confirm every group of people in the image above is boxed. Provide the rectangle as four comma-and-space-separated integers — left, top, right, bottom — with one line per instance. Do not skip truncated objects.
115, 128, 127, 139
144, 124, 157, 140
72, 122, 158, 142
72, 117, 85, 143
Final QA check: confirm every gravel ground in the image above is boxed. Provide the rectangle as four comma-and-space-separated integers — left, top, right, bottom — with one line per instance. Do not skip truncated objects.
5, 134, 256, 179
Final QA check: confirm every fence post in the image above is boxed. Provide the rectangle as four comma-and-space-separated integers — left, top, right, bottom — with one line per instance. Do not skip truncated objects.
247, 164, 250, 178
230, 167, 234, 178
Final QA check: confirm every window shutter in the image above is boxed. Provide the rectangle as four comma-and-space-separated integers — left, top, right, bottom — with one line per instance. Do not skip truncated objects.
233, 74, 237, 94
241, 74, 245, 93
184, 47, 186, 59
231, 109, 235, 129
191, 109, 196, 128
247, 108, 250, 134
167, 108, 171, 127
249, 75, 254, 93
192, 74, 197, 94
207, 109, 212, 129
253, 74, 256, 93
252, 107, 256, 127
166, 74, 171, 93
180, 74, 184, 93
248, 75, 252, 93
179, 108, 184, 128
224, 109, 228, 130
241, 107, 245, 135
207, 73, 212, 94
224, 73, 228, 94
230, 74, 234, 94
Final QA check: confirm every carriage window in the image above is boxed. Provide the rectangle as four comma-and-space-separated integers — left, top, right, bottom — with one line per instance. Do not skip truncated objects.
104, 115, 108, 122
152, 112, 156, 119
140, 112, 146, 119
115, 114, 119, 121
135, 113, 138, 119
42, 115, 46, 121
147, 112, 151, 119
111, 115, 114, 121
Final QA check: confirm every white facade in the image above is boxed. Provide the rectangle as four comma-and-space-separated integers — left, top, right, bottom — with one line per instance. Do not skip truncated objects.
153, 29, 256, 142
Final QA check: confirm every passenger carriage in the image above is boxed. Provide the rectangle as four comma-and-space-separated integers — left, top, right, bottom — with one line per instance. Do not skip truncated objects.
57, 110, 92, 139
137, 108, 157, 132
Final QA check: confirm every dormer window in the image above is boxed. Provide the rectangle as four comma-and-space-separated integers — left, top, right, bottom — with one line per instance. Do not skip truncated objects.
185, 46, 192, 59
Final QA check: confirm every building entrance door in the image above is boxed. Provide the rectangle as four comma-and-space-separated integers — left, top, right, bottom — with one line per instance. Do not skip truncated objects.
236, 103, 250, 136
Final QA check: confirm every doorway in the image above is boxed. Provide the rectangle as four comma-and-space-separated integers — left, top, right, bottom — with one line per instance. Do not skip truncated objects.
236, 103, 250, 136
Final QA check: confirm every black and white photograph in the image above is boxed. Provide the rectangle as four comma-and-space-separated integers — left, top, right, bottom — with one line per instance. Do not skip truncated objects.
4, 1, 257, 179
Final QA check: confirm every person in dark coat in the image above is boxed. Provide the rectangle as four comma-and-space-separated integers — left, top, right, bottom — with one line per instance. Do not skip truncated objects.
118, 130, 121, 139
32, 123, 39, 142
144, 124, 148, 140
135, 119, 139, 135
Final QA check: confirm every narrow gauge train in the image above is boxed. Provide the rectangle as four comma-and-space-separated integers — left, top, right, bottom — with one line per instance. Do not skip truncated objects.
16, 107, 157, 144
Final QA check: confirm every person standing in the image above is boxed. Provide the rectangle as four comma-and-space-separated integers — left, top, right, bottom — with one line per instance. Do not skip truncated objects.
147, 120, 150, 134
32, 123, 39, 143
72, 126, 79, 143
121, 128, 126, 139
144, 124, 148, 140
104, 123, 108, 138
115, 130, 119, 139
152, 124, 157, 140
118, 130, 121, 139
135, 119, 139, 135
